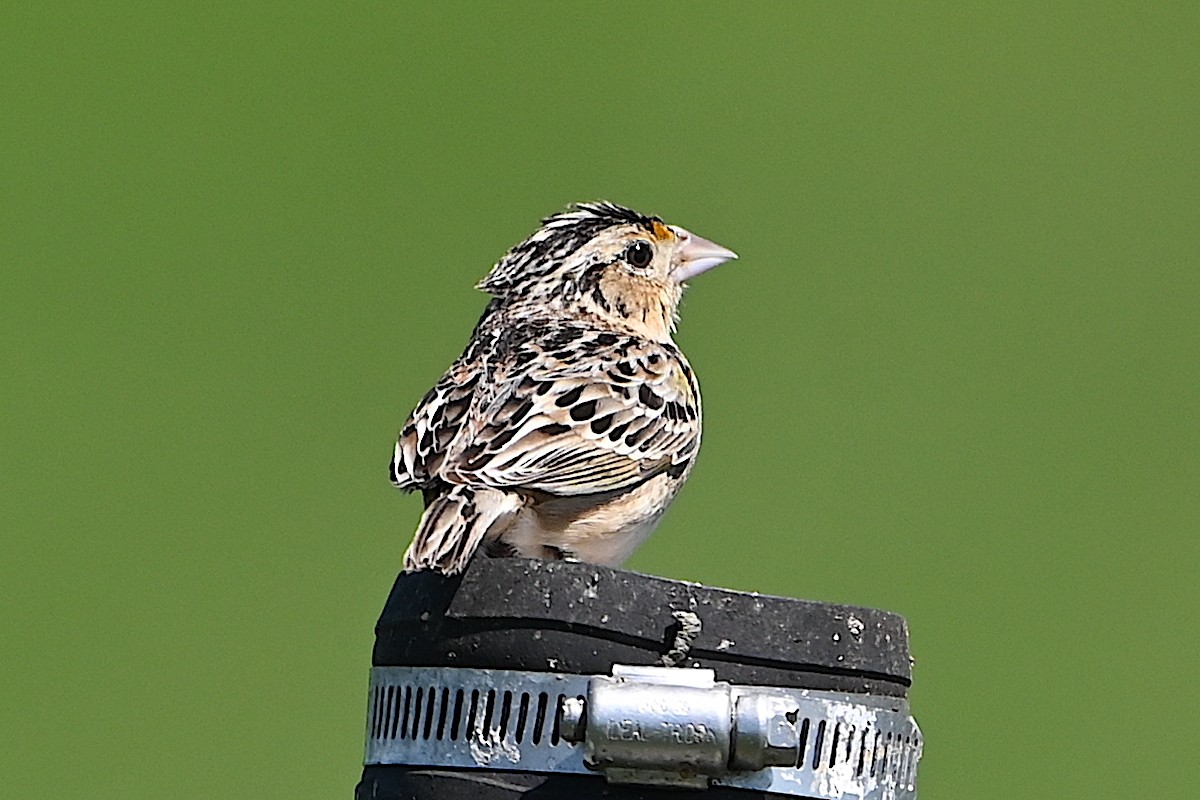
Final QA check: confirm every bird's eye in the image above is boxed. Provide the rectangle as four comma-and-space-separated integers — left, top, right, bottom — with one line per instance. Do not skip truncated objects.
625, 240, 654, 269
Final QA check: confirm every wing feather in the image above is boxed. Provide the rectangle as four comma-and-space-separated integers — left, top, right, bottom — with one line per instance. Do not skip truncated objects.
443, 330, 700, 496
390, 343, 482, 491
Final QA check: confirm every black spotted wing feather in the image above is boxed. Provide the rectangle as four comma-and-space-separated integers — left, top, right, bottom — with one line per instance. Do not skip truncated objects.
442, 327, 700, 496
391, 341, 481, 491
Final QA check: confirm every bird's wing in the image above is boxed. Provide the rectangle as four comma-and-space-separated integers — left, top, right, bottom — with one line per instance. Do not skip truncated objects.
391, 340, 482, 491
443, 330, 700, 496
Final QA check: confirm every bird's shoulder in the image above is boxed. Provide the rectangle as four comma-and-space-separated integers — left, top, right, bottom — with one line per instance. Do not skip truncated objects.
481, 311, 695, 386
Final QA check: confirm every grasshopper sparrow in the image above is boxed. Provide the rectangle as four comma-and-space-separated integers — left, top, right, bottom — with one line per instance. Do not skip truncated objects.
390, 202, 736, 573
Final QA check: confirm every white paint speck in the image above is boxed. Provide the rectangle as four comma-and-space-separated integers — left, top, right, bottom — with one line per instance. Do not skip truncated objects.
469, 730, 521, 766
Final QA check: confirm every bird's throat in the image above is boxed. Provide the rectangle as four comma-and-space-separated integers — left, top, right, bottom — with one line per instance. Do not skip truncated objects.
594, 271, 681, 342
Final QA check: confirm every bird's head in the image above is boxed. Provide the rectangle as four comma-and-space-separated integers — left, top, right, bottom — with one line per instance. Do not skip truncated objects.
478, 202, 737, 340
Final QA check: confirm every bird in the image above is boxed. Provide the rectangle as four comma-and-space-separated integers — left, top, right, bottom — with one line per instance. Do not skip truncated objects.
389, 201, 737, 574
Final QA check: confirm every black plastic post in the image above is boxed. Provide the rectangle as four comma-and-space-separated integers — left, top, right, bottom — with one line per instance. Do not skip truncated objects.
355, 557, 913, 799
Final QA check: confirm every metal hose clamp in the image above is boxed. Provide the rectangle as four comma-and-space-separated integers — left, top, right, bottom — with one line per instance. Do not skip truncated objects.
365, 664, 922, 798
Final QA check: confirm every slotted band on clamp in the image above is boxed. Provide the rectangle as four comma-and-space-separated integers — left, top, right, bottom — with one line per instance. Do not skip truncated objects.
364, 665, 922, 798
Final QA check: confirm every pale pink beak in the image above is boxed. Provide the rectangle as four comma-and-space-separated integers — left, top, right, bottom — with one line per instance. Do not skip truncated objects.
669, 225, 738, 283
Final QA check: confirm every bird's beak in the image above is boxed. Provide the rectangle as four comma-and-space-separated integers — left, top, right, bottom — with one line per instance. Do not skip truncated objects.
669, 226, 738, 283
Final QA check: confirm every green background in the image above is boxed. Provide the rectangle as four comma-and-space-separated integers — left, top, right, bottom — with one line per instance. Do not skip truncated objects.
4, 3, 1197, 797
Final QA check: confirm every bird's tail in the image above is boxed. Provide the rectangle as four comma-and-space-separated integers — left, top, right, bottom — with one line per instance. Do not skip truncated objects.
402, 485, 523, 574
